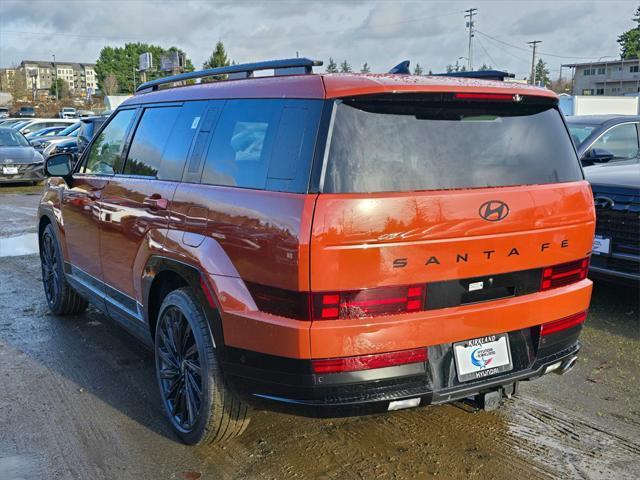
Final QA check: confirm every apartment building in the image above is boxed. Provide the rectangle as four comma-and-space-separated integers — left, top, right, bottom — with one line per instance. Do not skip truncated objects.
565, 58, 640, 96
17, 60, 97, 95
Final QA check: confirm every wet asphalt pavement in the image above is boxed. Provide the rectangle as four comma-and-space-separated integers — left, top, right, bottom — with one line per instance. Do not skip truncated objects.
0, 185, 639, 480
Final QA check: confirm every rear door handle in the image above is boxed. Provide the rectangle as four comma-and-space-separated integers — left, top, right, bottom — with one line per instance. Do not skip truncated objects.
143, 195, 168, 210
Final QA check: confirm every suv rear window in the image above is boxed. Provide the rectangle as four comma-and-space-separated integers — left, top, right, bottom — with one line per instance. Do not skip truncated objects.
323, 98, 582, 193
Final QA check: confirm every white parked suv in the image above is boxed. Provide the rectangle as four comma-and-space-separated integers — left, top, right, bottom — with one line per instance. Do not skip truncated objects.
59, 107, 77, 119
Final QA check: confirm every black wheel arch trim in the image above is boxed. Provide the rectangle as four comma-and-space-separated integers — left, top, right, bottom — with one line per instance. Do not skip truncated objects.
142, 255, 225, 355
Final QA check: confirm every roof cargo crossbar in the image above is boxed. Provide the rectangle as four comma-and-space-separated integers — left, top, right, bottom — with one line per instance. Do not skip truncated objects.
135, 57, 323, 93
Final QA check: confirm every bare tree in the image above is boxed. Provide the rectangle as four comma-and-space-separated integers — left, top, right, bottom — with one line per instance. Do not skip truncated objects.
103, 74, 118, 95
8, 72, 28, 102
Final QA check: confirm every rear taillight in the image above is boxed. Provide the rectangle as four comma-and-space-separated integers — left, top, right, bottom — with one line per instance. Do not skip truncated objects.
541, 311, 587, 336
311, 348, 427, 374
312, 285, 425, 320
246, 282, 311, 320
540, 258, 589, 291
454, 92, 516, 101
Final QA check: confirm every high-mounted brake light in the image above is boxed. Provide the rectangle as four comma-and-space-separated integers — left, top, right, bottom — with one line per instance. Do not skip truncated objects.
540, 258, 589, 291
313, 285, 425, 320
312, 348, 427, 374
454, 92, 516, 101
541, 311, 587, 336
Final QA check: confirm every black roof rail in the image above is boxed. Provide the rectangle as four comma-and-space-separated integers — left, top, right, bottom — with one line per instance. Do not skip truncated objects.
433, 70, 515, 82
135, 57, 323, 93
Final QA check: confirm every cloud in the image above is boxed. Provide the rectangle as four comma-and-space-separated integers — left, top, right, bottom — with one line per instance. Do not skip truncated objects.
0, 0, 636, 76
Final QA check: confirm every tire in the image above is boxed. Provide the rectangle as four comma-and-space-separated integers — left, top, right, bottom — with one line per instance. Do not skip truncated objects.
39, 224, 88, 315
154, 287, 250, 445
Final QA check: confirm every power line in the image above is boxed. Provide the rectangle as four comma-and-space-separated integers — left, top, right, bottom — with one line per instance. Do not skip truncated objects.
475, 36, 498, 68
475, 29, 617, 61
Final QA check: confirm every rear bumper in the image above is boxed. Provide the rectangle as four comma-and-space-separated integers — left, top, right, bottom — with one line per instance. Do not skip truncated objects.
589, 254, 640, 284
223, 324, 583, 416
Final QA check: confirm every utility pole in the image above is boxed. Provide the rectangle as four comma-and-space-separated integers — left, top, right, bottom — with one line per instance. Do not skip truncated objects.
52, 54, 59, 101
464, 8, 477, 71
528, 40, 541, 85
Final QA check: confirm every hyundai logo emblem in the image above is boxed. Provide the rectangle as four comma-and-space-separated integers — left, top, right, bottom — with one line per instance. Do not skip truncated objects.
479, 200, 510, 221
593, 196, 615, 209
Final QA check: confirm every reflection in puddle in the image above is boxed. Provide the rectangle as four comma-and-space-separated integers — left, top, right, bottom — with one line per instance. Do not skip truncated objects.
0, 233, 39, 257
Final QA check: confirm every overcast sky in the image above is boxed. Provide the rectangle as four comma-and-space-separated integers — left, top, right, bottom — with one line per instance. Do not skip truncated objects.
0, 0, 637, 79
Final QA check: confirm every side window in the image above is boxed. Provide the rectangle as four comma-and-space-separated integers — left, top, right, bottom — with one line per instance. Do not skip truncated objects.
84, 109, 136, 174
201, 100, 282, 189
124, 106, 181, 177
157, 101, 208, 181
266, 100, 324, 193
589, 123, 639, 160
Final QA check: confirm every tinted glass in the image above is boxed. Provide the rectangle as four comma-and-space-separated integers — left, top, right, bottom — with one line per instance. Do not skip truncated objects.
0, 128, 29, 147
266, 100, 323, 193
158, 101, 207, 181
588, 123, 638, 160
124, 106, 180, 177
201, 100, 281, 189
567, 123, 597, 147
59, 123, 80, 136
324, 99, 582, 193
84, 109, 136, 175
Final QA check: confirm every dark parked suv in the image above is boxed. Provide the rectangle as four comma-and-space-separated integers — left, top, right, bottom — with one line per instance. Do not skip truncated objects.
38, 59, 594, 445
566, 115, 640, 284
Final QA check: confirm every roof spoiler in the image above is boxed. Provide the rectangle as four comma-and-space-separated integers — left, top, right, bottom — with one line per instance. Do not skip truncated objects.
434, 70, 515, 81
387, 61, 514, 81
135, 57, 323, 94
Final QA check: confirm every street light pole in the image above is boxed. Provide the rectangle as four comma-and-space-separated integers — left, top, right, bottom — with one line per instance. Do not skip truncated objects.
52, 54, 59, 101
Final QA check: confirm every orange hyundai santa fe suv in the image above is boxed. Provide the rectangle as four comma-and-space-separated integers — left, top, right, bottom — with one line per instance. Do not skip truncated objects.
38, 58, 595, 444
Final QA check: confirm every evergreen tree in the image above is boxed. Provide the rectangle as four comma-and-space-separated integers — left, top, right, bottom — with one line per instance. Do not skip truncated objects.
413, 63, 423, 75
95, 42, 194, 94
618, 6, 640, 59
326, 58, 338, 73
203, 41, 232, 81
530, 58, 551, 87
360, 62, 371, 73
339, 60, 352, 73
49, 78, 70, 99
479, 63, 492, 71
203, 41, 231, 69
428, 69, 433, 75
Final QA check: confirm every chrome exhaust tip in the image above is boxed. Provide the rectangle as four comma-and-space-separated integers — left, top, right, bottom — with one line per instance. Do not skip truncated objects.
554, 356, 578, 375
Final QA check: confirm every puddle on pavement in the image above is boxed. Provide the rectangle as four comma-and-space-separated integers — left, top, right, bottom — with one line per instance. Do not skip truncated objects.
0, 233, 39, 257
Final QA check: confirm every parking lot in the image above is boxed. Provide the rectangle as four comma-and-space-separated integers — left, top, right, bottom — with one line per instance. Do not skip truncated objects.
0, 185, 638, 480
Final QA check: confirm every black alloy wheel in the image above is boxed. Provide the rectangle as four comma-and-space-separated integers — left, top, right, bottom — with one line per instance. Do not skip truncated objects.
39, 224, 88, 315
40, 229, 61, 305
157, 306, 203, 432
154, 287, 250, 445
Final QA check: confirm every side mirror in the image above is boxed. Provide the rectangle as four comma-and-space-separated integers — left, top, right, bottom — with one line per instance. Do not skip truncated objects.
44, 153, 74, 181
582, 148, 614, 165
